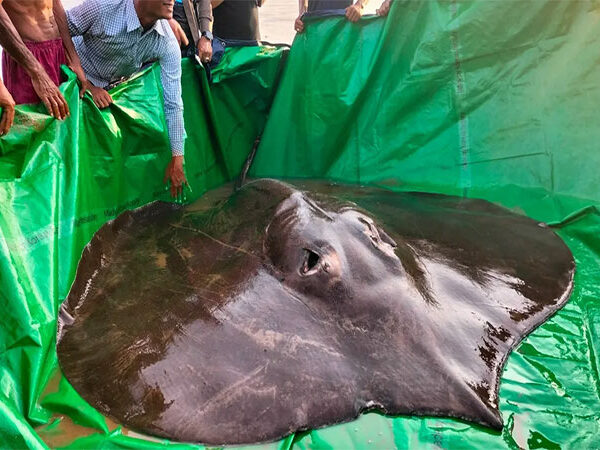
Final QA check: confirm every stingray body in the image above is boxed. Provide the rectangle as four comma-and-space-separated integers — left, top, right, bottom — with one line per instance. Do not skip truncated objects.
57, 179, 574, 445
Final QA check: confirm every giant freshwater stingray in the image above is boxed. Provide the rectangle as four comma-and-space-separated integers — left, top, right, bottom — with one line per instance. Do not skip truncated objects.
57, 179, 575, 445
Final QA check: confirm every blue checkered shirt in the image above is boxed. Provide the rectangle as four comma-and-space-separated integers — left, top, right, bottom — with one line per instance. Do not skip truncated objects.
67, 0, 186, 156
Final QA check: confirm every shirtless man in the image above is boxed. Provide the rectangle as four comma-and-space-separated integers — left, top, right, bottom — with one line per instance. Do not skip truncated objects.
0, 0, 111, 126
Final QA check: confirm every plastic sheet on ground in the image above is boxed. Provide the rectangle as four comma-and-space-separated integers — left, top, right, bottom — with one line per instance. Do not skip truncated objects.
1, 2, 600, 448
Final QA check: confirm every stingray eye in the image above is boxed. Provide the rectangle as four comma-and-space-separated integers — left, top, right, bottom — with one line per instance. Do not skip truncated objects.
377, 226, 397, 248
300, 249, 321, 275
359, 217, 381, 242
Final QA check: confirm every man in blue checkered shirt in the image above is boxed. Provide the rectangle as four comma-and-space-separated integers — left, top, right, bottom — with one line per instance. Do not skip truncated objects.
67, 0, 187, 197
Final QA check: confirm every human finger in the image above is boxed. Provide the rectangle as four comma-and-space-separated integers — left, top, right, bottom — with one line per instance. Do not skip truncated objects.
55, 93, 70, 119
378, 2, 390, 15
0, 108, 14, 136
102, 91, 114, 107
103, 92, 112, 108
91, 90, 102, 108
180, 30, 189, 47
97, 92, 110, 109
347, 9, 360, 22
170, 174, 181, 197
46, 95, 62, 119
170, 182, 176, 198
40, 95, 55, 118
6, 106, 15, 132
0, 114, 7, 136
173, 175, 184, 189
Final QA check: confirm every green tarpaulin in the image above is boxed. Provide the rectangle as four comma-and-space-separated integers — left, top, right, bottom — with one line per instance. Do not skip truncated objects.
1, 1, 599, 448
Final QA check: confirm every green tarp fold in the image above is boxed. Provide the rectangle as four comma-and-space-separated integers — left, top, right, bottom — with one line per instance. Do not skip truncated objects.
1, 2, 600, 448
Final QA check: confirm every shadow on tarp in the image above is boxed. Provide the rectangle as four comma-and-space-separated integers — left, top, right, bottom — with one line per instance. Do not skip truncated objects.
1, 1, 600, 448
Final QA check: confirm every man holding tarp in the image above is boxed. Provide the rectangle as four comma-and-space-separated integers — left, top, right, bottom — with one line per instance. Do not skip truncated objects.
294, 0, 392, 33
0, 0, 107, 128
295, 0, 369, 33
66, 0, 188, 197
172, 0, 213, 63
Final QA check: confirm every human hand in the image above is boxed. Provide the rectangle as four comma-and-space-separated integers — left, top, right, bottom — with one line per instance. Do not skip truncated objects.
197, 36, 213, 64
31, 70, 69, 119
0, 82, 15, 136
72, 66, 90, 100
294, 15, 304, 33
168, 19, 189, 48
83, 81, 113, 109
345, 3, 364, 22
163, 155, 188, 199
376, 0, 392, 16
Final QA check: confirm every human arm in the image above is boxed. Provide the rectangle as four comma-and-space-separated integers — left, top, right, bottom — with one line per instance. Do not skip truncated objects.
168, 18, 190, 47
159, 38, 188, 197
345, 0, 369, 22
295, 0, 307, 33
65, 0, 98, 37
0, 79, 15, 136
53, 1, 87, 91
0, 3, 68, 118
196, 0, 213, 34
194, 0, 213, 62
376, 0, 392, 16
53, 0, 112, 108
197, 34, 212, 63
0, 0, 15, 134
